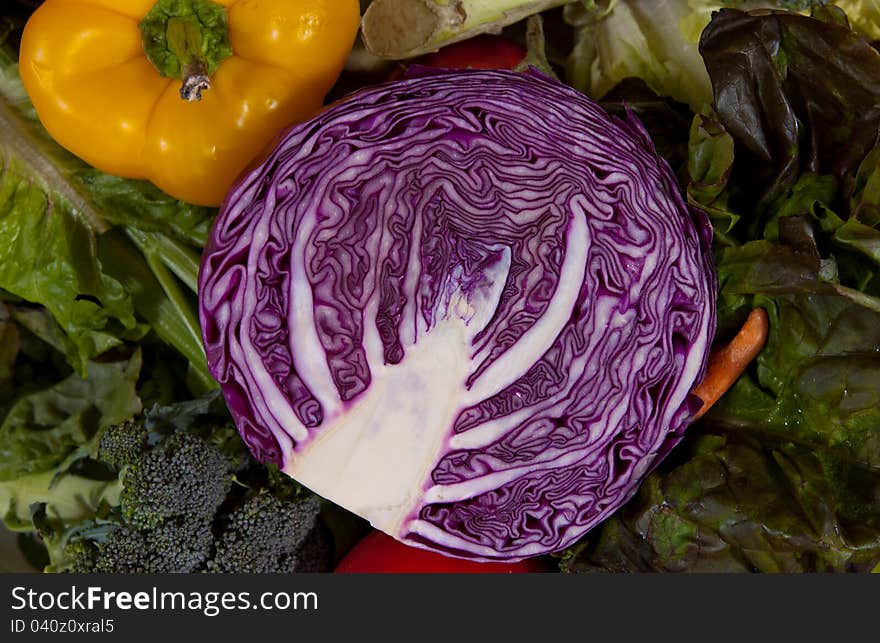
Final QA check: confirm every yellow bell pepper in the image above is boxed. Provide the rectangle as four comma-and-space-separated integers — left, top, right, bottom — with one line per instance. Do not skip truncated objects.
19, 0, 361, 206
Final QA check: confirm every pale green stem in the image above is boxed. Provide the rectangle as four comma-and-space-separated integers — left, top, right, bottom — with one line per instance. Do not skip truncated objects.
361, 0, 575, 59
121, 229, 214, 391
125, 227, 202, 293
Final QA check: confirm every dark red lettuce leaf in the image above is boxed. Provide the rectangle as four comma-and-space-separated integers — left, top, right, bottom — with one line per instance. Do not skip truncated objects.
699, 8, 880, 207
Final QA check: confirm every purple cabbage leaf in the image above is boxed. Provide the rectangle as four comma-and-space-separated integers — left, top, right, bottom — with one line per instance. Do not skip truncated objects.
199, 69, 716, 561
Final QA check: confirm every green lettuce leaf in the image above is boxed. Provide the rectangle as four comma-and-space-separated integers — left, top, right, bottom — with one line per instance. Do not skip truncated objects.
1, 470, 120, 531
687, 110, 738, 236
559, 431, 880, 573
0, 350, 142, 483
713, 293, 880, 466
0, 29, 215, 386
0, 291, 204, 533
563, 1, 825, 110
849, 144, 880, 227
0, 313, 136, 529
0, 136, 140, 368
565, 0, 714, 109
835, 0, 880, 38
0, 302, 69, 414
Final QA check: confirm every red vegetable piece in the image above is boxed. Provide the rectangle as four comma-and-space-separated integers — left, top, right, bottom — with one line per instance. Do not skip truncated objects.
386, 35, 527, 80
335, 530, 548, 574
416, 35, 527, 70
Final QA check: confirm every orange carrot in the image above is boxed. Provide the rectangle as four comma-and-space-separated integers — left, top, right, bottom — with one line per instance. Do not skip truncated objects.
692, 307, 770, 420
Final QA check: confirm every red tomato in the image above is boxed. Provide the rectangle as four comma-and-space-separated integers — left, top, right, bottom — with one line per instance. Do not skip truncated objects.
334, 530, 549, 574
415, 35, 527, 70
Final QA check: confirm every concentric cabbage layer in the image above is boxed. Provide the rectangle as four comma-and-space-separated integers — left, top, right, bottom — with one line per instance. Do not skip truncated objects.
199, 69, 716, 560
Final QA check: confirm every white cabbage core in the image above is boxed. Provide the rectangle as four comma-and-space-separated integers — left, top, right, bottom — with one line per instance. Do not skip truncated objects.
283, 206, 590, 535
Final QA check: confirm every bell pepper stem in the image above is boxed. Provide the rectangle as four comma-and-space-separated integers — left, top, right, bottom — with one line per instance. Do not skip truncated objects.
179, 62, 210, 102
166, 16, 211, 101
140, 0, 233, 102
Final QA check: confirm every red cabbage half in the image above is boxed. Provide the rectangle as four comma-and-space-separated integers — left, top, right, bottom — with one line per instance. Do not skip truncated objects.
199, 69, 716, 561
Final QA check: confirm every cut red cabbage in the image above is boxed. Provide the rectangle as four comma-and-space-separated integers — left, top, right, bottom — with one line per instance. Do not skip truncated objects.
199, 69, 716, 561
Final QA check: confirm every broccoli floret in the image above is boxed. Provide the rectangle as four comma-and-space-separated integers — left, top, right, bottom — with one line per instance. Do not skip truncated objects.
26, 393, 345, 574
88, 517, 214, 573
207, 492, 322, 573
61, 538, 99, 573
120, 432, 232, 529
97, 419, 148, 470
74, 413, 234, 570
